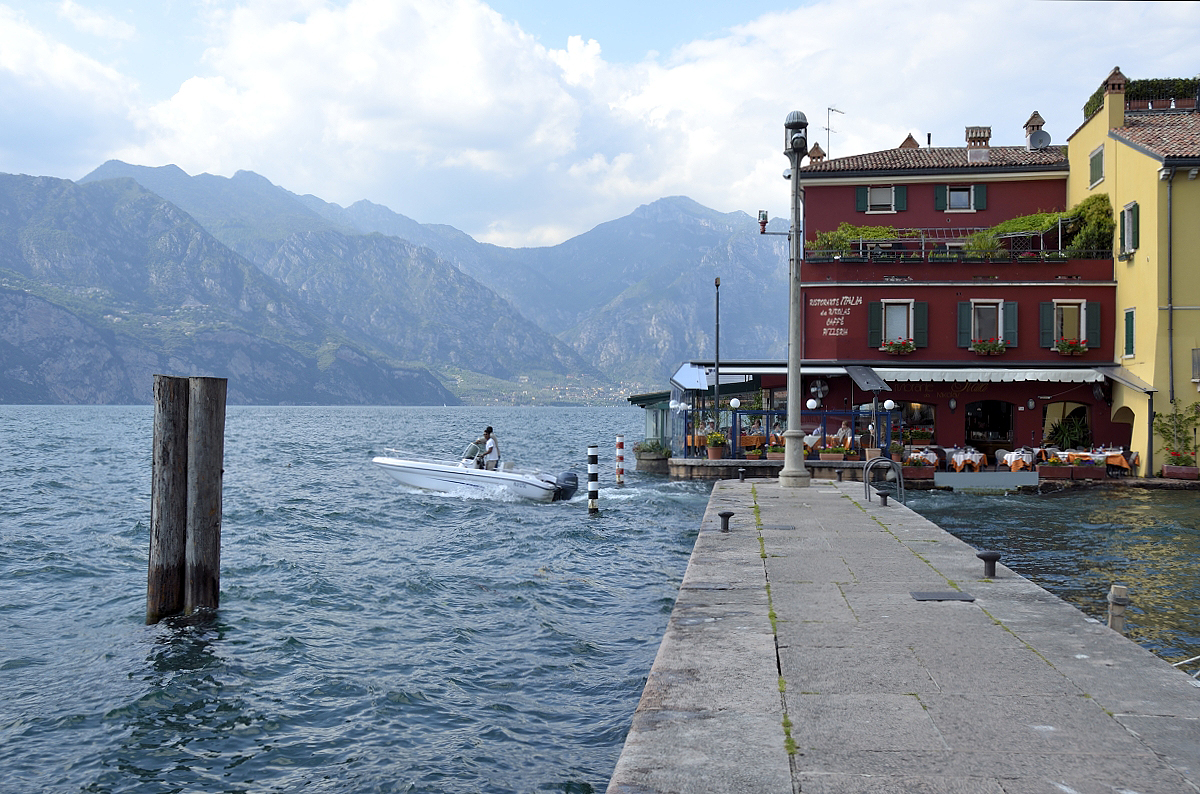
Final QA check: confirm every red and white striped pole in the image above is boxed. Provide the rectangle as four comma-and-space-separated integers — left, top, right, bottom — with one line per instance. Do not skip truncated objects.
615, 434, 625, 487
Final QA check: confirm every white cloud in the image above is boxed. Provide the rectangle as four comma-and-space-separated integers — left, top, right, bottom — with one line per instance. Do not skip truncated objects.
56, 1, 136, 41
4, 0, 1199, 245
0, 5, 140, 177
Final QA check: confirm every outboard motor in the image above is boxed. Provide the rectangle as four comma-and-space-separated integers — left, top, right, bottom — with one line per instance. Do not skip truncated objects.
553, 471, 579, 502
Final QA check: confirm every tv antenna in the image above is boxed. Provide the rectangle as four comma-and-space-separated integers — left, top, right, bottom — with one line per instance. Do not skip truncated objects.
825, 107, 844, 156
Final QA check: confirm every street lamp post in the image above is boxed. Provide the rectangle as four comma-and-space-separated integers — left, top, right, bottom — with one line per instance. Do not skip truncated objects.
714, 277, 721, 432
779, 110, 811, 488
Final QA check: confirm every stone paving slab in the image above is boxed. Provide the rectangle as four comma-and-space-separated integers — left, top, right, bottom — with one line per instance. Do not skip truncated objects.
606, 479, 1200, 794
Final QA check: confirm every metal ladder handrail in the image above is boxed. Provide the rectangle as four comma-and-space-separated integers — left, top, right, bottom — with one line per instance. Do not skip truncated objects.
863, 457, 905, 504
1172, 654, 1200, 680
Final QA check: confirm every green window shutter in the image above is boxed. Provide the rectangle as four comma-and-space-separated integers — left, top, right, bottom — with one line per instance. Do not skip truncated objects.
856, 187, 868, 212
894, 186, 907, 212
1090, 150, 1102, 184
1086, 303, 1102, 347
867, 302, 882, 347
1039, 302, 1054, 347
913, 302, 928, 347
1124, 310, 1134, 356
1003, 301, 1018, 347
1119, 209, 1126, 250
973, 184, 987, 210
934, 184, 947, 211
1130, 203, 1140, 249
957, 302, 972, 347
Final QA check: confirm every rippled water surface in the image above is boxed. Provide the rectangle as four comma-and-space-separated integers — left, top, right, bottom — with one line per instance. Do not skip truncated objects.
906, 488, 1200, 664
0, 406, 710, 794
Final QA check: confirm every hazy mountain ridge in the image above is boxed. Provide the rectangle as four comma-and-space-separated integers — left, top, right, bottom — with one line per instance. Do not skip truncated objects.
0, 174, 455, 404
9, 161, 791, 403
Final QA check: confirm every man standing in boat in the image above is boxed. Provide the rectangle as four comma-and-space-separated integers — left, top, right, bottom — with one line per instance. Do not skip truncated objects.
482, 427, 501, 470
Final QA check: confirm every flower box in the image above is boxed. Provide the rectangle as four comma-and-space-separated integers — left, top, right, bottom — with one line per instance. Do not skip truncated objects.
1072, 464, 1106, 480
902, 466, 935, 479
1037, 464, 1072, 479
766, 452, 785, 460
818, 453, 845, 461
1163, 464, 1200, 480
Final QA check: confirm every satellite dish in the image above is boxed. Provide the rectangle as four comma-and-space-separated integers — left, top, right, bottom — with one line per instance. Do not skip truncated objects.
809, 379, 830, 398
1028, 130, 1052, 150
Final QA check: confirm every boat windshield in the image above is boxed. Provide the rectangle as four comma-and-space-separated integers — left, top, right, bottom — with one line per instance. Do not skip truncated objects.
462, 441, 484, 459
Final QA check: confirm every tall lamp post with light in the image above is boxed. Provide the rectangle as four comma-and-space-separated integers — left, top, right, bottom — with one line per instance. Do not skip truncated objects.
779, 111, 811, 487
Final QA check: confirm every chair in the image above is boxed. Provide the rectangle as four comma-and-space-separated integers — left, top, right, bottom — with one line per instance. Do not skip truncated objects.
993, 449, 1010, 471
930, 446, 948, 471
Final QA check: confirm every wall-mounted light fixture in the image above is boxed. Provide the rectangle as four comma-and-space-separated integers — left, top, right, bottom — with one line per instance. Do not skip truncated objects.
1027, 398, 1036, 410
948, 398, 957, 412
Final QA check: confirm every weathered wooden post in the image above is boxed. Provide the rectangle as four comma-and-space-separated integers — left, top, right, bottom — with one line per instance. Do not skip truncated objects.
185, 376, 227, 614
1108, 584, 1130, 635
147, 375, 189, 624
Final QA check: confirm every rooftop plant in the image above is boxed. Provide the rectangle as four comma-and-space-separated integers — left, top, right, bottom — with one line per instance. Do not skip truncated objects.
811, 222, 920, 254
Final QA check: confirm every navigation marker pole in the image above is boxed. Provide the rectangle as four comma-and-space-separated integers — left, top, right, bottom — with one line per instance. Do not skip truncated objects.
588, 445, 600, 515
615, 435, 625, 487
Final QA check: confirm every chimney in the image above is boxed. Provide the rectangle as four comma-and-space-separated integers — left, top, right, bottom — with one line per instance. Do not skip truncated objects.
806, 142, 826, 163
1103, 66, 1128, 130
1024, 111, 1048, 150
898, 133, 920, 149
966, 126, 991, 163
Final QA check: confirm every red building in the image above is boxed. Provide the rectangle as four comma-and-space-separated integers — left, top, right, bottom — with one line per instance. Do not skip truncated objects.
781, 116, 1140, 464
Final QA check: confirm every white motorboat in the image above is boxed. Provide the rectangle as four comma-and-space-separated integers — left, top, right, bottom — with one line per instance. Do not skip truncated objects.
371, 442, 579, 503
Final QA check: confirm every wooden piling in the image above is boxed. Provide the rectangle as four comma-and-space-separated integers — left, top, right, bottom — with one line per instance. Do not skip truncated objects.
185, 376, 227, 615
147, 375, 189, 624
1108, 584, 1130, 635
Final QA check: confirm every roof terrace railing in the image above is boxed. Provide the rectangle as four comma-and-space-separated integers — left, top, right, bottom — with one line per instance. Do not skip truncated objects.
804, 248, 1113, 264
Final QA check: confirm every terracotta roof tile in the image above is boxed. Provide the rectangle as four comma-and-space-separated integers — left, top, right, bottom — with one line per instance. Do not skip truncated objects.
799, 145, 1067, 174
1112, 111, 1200, 158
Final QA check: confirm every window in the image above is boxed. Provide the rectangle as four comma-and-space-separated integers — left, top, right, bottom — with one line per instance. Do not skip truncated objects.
868, 300, 928, 348
1040, 300, 1100, 348
957, 300, 1018, 347
855, 185, 907, 213
1089, 145, 1104, 187
1120, 202, 1139, 254
935, 184, 987, 212
884, 301, 912, 340
1124, 309, 1135, 357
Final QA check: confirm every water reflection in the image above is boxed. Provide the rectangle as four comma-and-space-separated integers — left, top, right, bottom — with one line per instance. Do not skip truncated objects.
906, 489, 1200, 662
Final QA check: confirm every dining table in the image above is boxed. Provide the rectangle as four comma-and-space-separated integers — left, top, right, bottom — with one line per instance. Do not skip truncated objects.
949, 448, 986, 472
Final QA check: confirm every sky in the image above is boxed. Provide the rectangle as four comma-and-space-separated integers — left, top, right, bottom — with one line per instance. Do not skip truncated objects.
1, 1, 1198, 248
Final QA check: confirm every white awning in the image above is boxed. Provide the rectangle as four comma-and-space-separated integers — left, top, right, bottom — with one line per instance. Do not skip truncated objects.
870, 368, 1104, 384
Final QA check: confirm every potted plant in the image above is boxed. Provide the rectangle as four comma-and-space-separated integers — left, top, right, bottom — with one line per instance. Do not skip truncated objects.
1154, 400, 1200, 479
901, 456, 935, 479
1037, 455, 1072, 479
633, 439, 671, 474
970, 338, 1006, 355
706, 431, 726, 460
766, 444, 785, 460
880, 338, 916, 355
819, 445, 848, 461
1055, 337, 1088, 356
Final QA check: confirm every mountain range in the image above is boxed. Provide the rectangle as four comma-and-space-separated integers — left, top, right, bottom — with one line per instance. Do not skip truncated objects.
0, 161, 791, 404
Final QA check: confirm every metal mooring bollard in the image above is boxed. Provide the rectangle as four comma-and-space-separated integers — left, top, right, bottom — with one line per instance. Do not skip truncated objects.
836, 469, 844, 482
874, 487, 889, 506
738, 467, 746, 482
718, 511, 734, 532
977, 550, 1001, 578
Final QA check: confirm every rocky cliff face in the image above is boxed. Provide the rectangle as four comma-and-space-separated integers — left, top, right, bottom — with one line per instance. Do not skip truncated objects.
0, 175, 456, 404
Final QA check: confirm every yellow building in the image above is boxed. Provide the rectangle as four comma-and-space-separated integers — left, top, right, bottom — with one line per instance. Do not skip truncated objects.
1067, 68, 1200, 474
